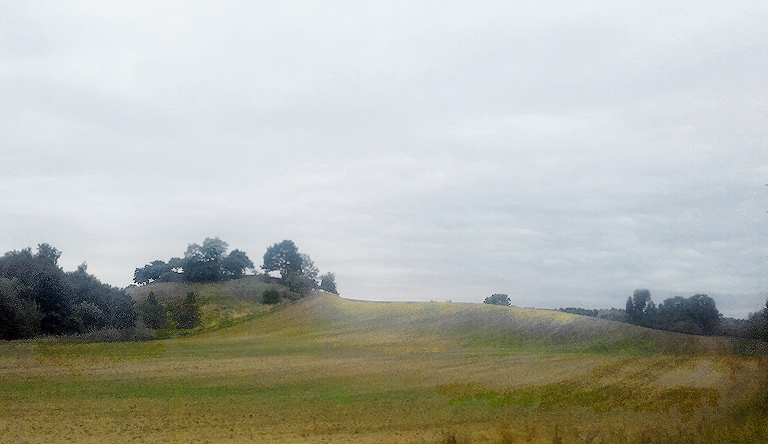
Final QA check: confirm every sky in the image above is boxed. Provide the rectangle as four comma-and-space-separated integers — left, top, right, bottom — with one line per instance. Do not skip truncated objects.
1, 1, 767, 318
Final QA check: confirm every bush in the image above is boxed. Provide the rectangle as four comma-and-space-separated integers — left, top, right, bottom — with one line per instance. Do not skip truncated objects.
261, 289, 280, 305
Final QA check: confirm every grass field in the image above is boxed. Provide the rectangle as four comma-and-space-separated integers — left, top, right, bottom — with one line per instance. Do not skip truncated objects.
1, 288, 766, 443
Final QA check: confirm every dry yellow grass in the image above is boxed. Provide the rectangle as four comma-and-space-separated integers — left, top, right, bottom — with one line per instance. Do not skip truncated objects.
1, 293, 766, 443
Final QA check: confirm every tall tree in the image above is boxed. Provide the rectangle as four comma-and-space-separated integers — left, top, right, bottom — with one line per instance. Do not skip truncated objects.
626, 289, 656, 327
222, 249, 254, 279
319, 272, 338, 294
262, 240, 302, 280
183, 237, 229, 283
299, 253, 319, 287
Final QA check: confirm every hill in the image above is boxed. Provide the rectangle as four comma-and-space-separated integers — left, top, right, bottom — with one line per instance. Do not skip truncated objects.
1, 284, 766, 443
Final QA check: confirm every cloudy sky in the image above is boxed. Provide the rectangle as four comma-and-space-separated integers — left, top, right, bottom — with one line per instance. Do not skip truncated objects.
2, 1, 767, 317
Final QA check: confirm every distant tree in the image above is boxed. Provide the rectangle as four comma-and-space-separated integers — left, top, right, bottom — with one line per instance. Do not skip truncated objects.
626, 289, 657, 327
261, 289, 281, 305
656, 294, 721, 336
747, 299, 768, 341
183, 237, 230, 283
558, 307, 599, 317
65, 263, 136, 330
138, 292, 167, 330
262, 240, 302, 280
0, 244, 136, 338
222, 249, 254, 279
171, 292, 200, 329
299, 253, 319, 287
319, 272, 338, 294
484, 294, 510, 306
134, 238, 252, 284
36, 243, 61, 265
133, 260, 171, 285
0, 278, 42, 339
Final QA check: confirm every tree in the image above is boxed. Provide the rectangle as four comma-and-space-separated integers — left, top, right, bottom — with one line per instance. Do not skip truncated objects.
0, 278, 42, 339
484, 294, 510, 306
626, 289, 657, 327
656, 294, 721, 336
747, 300, 768, 341
172, 292, 200, 329
133, 260, 170, 285
36, 243, 61, 265
138, 292, 167, 330
222, 249, 254, 279
299, 253, 319, 287
262, 240, 302, 280
183, 237, 229, 283
319, 272, 338, 294
0, 244, 136, 338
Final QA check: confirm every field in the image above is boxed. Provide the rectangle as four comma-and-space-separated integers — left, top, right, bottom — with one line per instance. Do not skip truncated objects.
1, 287, 767, 443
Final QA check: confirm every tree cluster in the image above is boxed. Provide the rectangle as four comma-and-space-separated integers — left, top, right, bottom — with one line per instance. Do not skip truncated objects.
746, 300, 768, 341
134, 238, 254, 285
0, 244, 136, 340
261, 240, 338, 297
624, 289, 722, 336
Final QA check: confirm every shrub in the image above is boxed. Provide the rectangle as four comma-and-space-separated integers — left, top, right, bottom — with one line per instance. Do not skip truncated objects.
261, 289, 280, 305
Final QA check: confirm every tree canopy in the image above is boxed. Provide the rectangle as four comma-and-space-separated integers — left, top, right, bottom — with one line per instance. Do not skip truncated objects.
133, 237, 254, 285
0, 244, 136, 339
262, 240, 303, 279
484, 294, 511, 306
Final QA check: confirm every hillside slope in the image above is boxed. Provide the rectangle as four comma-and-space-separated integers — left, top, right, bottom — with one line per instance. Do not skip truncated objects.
205, 290, 719, 356
1, 287, 766, 443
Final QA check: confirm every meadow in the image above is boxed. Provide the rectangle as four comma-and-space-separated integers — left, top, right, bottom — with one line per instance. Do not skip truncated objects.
1, 289, 766, 443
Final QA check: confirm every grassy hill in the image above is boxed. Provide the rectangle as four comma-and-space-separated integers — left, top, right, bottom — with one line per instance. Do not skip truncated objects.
1, 283, 766, 443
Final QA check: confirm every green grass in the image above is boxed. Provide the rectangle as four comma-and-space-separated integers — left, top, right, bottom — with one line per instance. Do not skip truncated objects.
1, 289, 766, 443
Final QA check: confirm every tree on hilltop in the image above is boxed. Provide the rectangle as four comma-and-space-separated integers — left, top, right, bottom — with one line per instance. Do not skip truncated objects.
133, 237, 253, 285
262, 240, 302, 280
319, 272, 337, 294
484, 294, 510, 306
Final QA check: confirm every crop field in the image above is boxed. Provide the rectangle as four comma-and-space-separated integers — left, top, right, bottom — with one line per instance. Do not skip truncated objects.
1, 292, 766, 443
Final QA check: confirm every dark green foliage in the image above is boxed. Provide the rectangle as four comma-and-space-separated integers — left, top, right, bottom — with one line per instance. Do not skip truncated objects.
319, 272, 338, 294
626, 289, 657, 327
0, 244, 136, 339
137, 292, 167, 330
222, 249, 254, 279
558, 307, 598, 317
65, 264, 137, 330
133, 260, 169, 285
0, 278, 42, 339
262, 240, 302, 280
299, 254, 319, 287
746, 300, 768, 341
134, 237, 254, 285
170, 292, 201, 329
484, 294, 510, 306
261, 289, 281, 305
656, 294, 721, 336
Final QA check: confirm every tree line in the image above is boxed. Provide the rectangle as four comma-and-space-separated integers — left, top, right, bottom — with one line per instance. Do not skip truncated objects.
485, 289, 768, 341
0, 238, 338, 340
0, 244, 135, 339
133, 238, 337, 294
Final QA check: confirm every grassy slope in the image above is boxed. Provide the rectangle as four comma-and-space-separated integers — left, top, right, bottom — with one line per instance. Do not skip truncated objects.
1, 288, 766, 443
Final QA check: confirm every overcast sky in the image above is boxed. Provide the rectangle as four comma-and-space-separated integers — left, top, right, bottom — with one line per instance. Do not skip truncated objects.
2, 1, 767, 317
